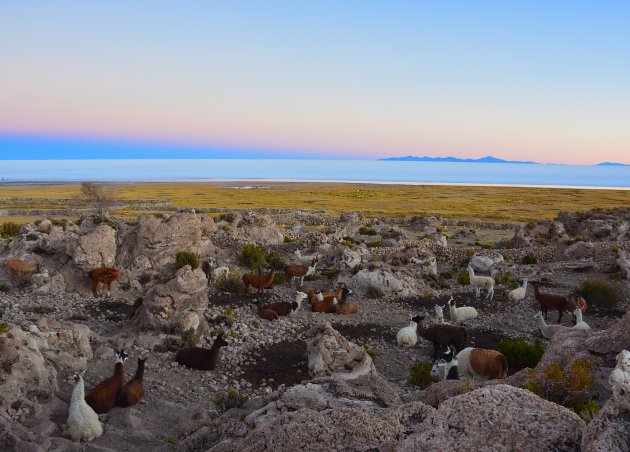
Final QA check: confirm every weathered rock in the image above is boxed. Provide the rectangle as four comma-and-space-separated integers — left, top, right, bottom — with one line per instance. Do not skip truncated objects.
343, 267, 432, 298
401, 385, 584, 451
469, 252, 504, 273
306, 322, 376, 379
618, 250, 630, 280
563, 241, 595, 260
116, 211, 216, 275
581, 350, 630, 451
133, 265, 210, 335
68, 223, 117, 269
510, 220, 568, 247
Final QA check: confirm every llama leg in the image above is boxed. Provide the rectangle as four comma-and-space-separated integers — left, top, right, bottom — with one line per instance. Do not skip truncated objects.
557, 309, 563, 324
92, 281, 99, 297
7, 268, 14, 282
106, 281, 112, 297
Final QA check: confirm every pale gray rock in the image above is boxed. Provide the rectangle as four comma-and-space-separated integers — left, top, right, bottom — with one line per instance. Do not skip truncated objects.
133, 265, 209, 335
68, 224, 117, 269
401, 385, 584, 451
469, 252, 504, 273
306, 322, 376, 380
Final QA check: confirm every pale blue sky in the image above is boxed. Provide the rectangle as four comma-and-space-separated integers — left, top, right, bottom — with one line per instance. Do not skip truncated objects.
1, 1, 628, 162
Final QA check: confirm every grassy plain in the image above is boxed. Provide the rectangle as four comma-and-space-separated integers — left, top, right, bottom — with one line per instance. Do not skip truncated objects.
1, 182, 629, 224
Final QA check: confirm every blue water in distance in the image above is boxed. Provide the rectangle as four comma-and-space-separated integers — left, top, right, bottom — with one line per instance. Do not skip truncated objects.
0, 159, 629, 188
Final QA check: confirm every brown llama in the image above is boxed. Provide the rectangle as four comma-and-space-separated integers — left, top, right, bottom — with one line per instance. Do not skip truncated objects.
117, 357, 147, 408
88, 267, 121, 297
242, 269, 276, 294
7, 258, 39, 284
85, 350, 129, 414
532, 281, 567, 324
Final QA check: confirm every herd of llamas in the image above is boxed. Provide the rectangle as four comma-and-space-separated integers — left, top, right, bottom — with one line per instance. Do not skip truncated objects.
4, 243, 597, 442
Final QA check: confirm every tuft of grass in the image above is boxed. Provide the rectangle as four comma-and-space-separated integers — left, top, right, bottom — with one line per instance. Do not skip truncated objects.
341, 236, 359, 246
0, 221, 21, 238
181, 328, 198, 347
366, 286, 384, 299
165, 435, 177, 448
0, 323, 9, 334
457, 270, 470, 285
218, 212, 236, 223
265, 252, 286, 271
359, 226, 378, 236
521, 254, 538, 265
176, 251, 199, 270
212, 388, 248, 414
355, 340, 377, 362
498, 337, 544, 371
575, 278, 621, 312
366, 240, 383, 248
237, 244, 268, 271
283, 236, 296, 243
323, 268, 340, 280
408, 361, 439, 388
214, 272, 245, 294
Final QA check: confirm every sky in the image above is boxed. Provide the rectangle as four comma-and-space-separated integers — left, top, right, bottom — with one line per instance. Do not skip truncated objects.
0, 1, 629, 164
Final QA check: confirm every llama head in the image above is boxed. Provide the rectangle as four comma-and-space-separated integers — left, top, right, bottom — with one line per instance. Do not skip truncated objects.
448, 297, 456, 307
215, 334, 229, 347
316, 291, 324, 302
296, 291, 308, 300
114, 349, 129, 363
291, 301, 299, 310
332, 297, 338, 305
68, 369, 86, 384
411, 314, 424, 323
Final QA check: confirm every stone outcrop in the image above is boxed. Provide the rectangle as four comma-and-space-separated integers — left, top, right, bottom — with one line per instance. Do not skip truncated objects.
133, 265, 209, 335
469, 251, 504, 273
306, 322, 376, 379
401, 385, 584, 451
581, 350, 630, 451
69, 223, 117, 269
116, 212, 216, 275
510, 220, 568, 247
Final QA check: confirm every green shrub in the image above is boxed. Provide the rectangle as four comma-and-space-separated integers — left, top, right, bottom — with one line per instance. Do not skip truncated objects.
165, 435, 177, 448
341, 236, 359, 245
408, 361, 439, 388
323, 268, 340, 280
0, 222, 20, 239
176, 251, 199, 270
498, 337, 544, 370
283, 236, 296, 243
366, 286, 384, 299
522, 359, 598, 422
181, 328, 198, 347
355, 341, 377, 362
272, 272, 285, 285
214, 272, 244, 294
457, 270, 470, 285
265, 253, 286, 271
221, 306, 239, 321
521, 255, 538, 265
0, 323, 9, 334
498, 271, 519, 289
218, 212, 236, 223
465, 249, 475, 257
359, 226, 378, 236
237, 244, 268, 270
575, 278, 621, 311
212, 388, 248, 414
366, 240, 383, 248
441, 270, 454, 279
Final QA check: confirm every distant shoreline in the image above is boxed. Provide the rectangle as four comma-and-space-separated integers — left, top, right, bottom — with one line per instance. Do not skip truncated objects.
1, 178, 629, 191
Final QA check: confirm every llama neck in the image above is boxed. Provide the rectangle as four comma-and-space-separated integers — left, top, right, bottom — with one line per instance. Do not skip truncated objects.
522, 281, 528, 290
575, 309, 582, 323
536, 315, 547, 328
71, 379, 85, 402
114, 362, 124, 381
134, 361, 145, 380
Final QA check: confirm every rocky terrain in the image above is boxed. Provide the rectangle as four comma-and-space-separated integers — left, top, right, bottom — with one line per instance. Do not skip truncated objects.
1, 207, 629, 451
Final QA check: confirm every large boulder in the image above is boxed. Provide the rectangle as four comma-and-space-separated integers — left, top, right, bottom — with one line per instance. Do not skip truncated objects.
133, 265, 209, 335
343, 267, 431, 298
510, 220, 568, 247
68, 223, 117, 269
116, 212, 216, 275
618, 250, 630, 280
581, 350, 630, 450
469, 251, 504, 273
401, 385, 584, 451
307, 322, 376, 380
230, 212, 285, 245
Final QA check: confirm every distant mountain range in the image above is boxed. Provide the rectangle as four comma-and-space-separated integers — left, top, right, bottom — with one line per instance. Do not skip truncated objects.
380, 156, 629, 166
379, 155, 538, 164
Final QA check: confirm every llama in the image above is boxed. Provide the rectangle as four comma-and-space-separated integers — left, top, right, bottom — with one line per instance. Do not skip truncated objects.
447, 296, 478, 322
7, 258, 39, 284
568, 296, 588, 325
254, 301, 279, 321
117, 357, 147, 408
310, 291, 336, 313
532, 281, 567, 324
572, 307, 591, 330
396, 315, 422, 347
67, 370, 103, 442
433, 304, 446, 324
294, 249, 318, 266
176, 334, 229, 370
417, 316, 468, 358
508, 278, 528, 301
284, 259, 317, 286
432, 346, 508, 380
242, 269, 276, 294
87, 267, 121, 298
294, 291, 309, 309
332, 297, 357, 315
85, 350, 129, 414
534, 311, 571, 339
467, 266, 495, 300
264, 301, 299, 317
